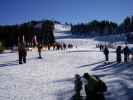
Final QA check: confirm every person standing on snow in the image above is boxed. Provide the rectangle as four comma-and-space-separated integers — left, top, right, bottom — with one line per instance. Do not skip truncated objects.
37, 43, 42, 59
103, 46, 109, 62
123, 46, 130, 62
116, 46, 122, 63
18, 42, 27, 64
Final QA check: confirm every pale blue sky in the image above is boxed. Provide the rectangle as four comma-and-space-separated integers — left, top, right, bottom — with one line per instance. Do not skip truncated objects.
0, 0, 133, 25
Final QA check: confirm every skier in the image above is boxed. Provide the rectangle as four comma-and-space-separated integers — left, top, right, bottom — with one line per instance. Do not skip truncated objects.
63, 43, 66, 50
37, 43, 42, 59
103, 46, 109, 62
100, 44, 104, 51
74, 74, 83, 100
18, 42, 27, 64
116, 46, 122, 63
123, 46, 130, 62
48, 43, 51, 50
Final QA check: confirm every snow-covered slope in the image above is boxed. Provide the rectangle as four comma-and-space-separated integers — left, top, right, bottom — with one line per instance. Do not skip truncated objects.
0, 32, 133, 100
54, 24, 71, 32
34, 22, 71, 33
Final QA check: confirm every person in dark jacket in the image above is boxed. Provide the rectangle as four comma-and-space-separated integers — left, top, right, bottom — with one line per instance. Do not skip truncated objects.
74, 74, 83, 100
100, 44, 103, 51
103, 46, 109, 62
123, 46, 130, 62
83, 73, 98, 100
18, 42, 27, 64
83, 73, 106, 100
37, 43, 42, 59
116, 46, 122, 63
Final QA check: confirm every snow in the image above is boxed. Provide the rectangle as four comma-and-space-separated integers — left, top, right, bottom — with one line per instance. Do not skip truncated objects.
54, 24, 71, 32
0, 31, 133, 100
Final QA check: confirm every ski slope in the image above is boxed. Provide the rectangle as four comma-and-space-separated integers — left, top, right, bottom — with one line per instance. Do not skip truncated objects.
0, 31, 133, 100
54, 24, 71, 32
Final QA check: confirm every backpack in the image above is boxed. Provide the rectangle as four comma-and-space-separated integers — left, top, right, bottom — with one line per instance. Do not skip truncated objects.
93, 75, 107, 92
97, 79, 107, 92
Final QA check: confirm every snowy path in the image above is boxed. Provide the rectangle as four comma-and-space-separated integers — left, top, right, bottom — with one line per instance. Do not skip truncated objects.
0, 47, 104, 100
0, 32, 133, 100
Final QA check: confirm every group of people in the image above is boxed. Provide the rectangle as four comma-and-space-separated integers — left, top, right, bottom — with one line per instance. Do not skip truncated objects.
18, 42, 43, 64
73, 73, 107, 100
18, 41, 74, 64
116, 45, 130, 63
102, 45, 131, 63
52, 42, 73, 50
96, 43, 114, 51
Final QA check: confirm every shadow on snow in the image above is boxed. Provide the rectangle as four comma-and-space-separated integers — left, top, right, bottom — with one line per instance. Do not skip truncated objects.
91, 61, 133, 100
77, 60, 105, 68
0, 60, 19, 67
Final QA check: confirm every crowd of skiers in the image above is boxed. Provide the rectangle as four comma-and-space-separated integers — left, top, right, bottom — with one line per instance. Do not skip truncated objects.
51, 42, 73, 50
97, 43, 132, 63
17, 41, 74, 64
96, 43, 114, 51
73, 73, 107, 100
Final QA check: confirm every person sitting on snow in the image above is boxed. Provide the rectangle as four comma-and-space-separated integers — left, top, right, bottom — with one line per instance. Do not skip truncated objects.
83, 73, 107, 100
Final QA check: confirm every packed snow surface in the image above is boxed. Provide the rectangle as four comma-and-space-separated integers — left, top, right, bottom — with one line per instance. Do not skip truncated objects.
0, 32, 133, 100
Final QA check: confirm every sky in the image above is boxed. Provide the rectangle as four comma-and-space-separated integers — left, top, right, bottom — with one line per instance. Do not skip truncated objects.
0, 0, 133, 25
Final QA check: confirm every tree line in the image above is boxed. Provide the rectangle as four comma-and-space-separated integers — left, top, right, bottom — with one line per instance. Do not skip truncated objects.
0, 20, 55, 48
71, 16, 133, 36
1, 16, 133, 48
